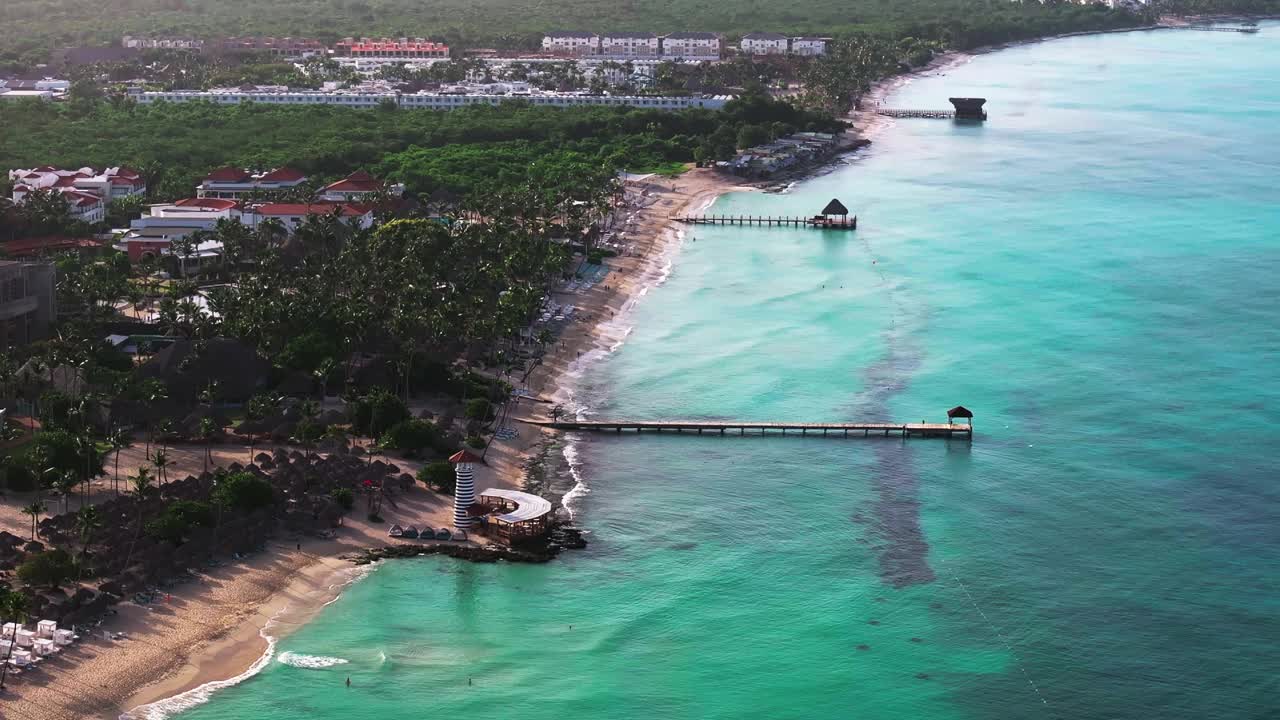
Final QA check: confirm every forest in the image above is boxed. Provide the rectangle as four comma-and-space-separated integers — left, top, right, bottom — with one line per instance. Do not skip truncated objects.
0, 0, 1159, 67
0, 95, 838, 203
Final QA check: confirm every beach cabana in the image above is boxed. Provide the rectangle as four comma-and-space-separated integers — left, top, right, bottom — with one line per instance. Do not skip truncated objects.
820, 198, 850, 219
478, 488, 554, 543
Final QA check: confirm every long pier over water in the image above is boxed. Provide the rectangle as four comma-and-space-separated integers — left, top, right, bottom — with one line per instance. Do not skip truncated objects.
521, 419, 973, 439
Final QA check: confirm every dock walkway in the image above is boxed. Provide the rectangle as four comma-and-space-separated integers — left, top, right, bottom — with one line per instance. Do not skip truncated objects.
877, 109, 956, 119
520, 419, 971, 439
672, 214, 856, 230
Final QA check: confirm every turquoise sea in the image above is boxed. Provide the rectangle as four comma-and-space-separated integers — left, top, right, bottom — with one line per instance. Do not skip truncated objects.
161, 25, 1280, 720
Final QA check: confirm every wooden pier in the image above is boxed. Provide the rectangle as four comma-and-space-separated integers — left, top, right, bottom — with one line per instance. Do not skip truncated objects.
878, 97, 988, 121
878, 109, 956, 119
672, 214, 856, 230
1162, 25, 1259, 33
520, 419, 972, 439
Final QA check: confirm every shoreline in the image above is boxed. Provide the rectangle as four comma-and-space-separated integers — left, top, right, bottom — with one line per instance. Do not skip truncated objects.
8, 20, 1215, 719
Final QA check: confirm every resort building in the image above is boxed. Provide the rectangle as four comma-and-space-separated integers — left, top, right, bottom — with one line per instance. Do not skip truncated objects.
131, 86, 732, 111
600, 32, 660, 58
0, 89, 55, 101
10, 166, 146, 203
317, 171, 404, 202
196, 167, 308, 199
8, 166, 144, 223
740, 32, 790, 55
660, 32, 721, 59
122, 198, 241, 262
790, 37, 830, 56
240, 202, 376, 231
334, 38, 450, 59
212, 37, 326, 57
541, 31, 601, 57
121, 36, 204, 50
0, 261, 56, 349
722, 132, 840, 178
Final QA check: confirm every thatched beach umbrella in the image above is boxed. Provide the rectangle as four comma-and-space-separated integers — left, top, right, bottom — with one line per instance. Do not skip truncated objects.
821, 198, 850, 219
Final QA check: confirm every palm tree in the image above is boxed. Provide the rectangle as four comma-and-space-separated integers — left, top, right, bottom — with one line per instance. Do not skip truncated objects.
197, 417, 217, 473
108, 427, 131, 495
120, 466, 154, 572
21, 500, 45, 540
75, 505, 103, 579
54, 470, 78, 514
0, 588, 29, 689
152, 447, 171, 489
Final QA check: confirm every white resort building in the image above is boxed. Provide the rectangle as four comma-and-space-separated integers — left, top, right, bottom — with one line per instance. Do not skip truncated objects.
600, 32, 660, 57
8, 166, 146, 223
130, 86, 732, 111
196, 167, 309, 199
542, 31, 601, 57
790, 37, 830, 56
660, 32, 721, 59
740, 32, 790, 55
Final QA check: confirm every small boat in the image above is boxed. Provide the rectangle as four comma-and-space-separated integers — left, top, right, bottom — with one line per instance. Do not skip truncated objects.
435, 528, 452, 540
401, 526, 419, 539
387, 524, 404, 538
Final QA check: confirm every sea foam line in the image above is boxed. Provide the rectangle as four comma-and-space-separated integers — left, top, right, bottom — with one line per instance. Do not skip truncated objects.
277, 651, 350, 669
555, 195, 717, 518
120, 563, 378, 720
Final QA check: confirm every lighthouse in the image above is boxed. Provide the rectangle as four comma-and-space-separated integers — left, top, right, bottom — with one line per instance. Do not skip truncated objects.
448, 449, 483, 529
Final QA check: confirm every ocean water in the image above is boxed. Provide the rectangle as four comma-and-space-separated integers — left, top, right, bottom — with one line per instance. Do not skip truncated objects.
161, 26, 1280, 720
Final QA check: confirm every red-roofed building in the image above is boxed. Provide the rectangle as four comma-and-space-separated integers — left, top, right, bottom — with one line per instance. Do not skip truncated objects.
1, 236, 102, 259
335, 37, 449, 59
318, 171, 405, 202
241, 202, 375, 231
7, 166, 146, 216
197, 166, 309, 199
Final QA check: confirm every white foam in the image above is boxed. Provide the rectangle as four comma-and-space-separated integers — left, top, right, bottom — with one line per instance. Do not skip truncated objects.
277, 651, 349, 669
119, 623, 278, 720
120, 563, 378, 720
561, 441, 591, 519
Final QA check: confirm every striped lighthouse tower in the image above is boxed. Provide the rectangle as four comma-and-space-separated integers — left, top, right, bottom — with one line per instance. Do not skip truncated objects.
448, 449, 483, 529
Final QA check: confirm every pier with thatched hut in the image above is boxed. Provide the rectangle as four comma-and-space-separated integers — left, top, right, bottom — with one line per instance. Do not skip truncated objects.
673, 198, 856, 231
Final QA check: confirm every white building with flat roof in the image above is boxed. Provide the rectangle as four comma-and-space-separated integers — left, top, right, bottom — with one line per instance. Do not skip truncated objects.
600, 32, 660, 58
790, 37, 830, 56
131, 86, 732, 111
542, 31, 600, 57
740, 32, 789, 55
196, 166, 308, 199
661, 32, 721, 59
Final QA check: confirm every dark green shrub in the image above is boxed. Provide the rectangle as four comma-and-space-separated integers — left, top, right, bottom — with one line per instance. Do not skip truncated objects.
349, 389, 410, 437
213, 471, 274, 511
465, 434, 485, 449
417, 461, 455, 494
330, 487, 354, 510
17, 549, 76, 588
381, 419, 438, 452
1, 459, 37, 492
464, 398, 491, 421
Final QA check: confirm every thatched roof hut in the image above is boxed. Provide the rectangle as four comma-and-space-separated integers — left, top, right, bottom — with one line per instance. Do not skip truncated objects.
821, 198, 849, 217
